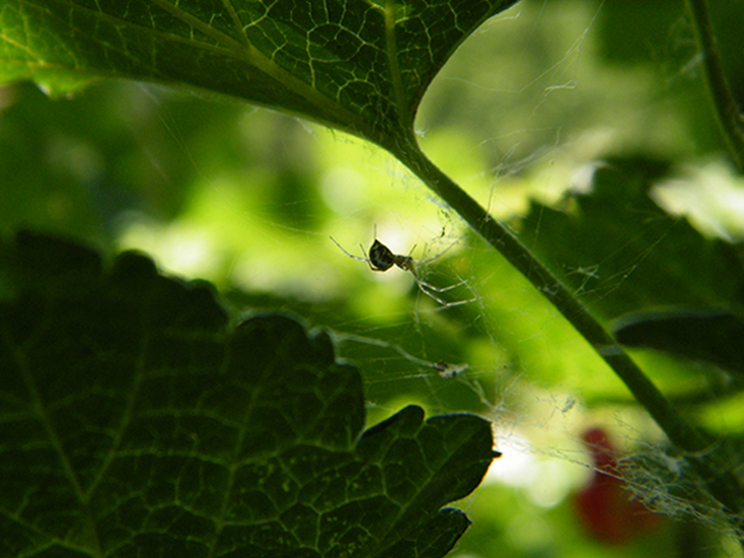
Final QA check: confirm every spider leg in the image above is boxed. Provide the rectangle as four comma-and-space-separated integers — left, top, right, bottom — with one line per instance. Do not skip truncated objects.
411, 239, 459, 266
409, 264, 480, 307
330, 236, 370, 264
415, 279, 479, 308
416, 277, 469, 293
416, 285, 450, 306
403, 260, 467, 293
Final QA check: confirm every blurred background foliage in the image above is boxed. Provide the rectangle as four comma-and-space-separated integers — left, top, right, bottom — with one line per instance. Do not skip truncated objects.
2, 0, 744, 557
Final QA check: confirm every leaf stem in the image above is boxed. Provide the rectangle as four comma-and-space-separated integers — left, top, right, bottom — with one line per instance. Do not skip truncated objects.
686, 0, 744, 174
394, 133, 744, 532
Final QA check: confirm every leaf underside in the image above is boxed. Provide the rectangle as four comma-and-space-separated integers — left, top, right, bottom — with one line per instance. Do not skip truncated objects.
0, 0, 520, 148
0, 230, 497, 558
518, 157, 744, 318
614, 309, 744, 375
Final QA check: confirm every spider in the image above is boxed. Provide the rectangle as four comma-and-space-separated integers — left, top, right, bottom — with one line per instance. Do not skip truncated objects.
330, 233, 474, 307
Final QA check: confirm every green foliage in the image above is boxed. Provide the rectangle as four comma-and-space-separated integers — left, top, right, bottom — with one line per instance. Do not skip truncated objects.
0, 0, 518, 149
3, 0, 744, 556
0, 231, 497, 558
518, 157, 744, 317
518, 157, 744, 388
615, 309, 744, 377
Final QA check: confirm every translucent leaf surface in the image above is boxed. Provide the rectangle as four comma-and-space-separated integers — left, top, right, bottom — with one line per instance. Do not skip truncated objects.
0, 0, 519, 148
0, 230, 498, 558
518, 157, 744, 318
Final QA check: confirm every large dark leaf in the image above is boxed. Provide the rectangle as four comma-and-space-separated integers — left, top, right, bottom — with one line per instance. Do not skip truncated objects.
0, 231, 498, 558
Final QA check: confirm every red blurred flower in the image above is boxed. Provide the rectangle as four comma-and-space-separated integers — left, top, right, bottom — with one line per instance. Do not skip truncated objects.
575, 428, 661, 544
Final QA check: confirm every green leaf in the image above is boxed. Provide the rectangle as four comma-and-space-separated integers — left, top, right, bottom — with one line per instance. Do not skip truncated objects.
0, 230, 498, 558
0, 0, 519, 148
614, 308, 744, 376
517, 157, 744, 318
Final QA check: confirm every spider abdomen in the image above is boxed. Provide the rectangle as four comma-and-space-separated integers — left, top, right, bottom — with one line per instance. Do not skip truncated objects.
368, 240, 396, 272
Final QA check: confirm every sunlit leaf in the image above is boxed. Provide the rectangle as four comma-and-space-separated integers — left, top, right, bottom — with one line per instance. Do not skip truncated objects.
0, 0, 519, 148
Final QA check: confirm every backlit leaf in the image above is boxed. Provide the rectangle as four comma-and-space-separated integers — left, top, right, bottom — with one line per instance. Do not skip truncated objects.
0, 0, 519, 148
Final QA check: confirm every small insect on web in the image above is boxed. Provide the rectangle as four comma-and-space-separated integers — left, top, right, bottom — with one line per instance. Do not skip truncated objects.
330, 232, 477, 308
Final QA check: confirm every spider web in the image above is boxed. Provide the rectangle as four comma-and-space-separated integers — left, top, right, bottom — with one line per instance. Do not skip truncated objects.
20, 0, 744, 556
134, 4, 742, 556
